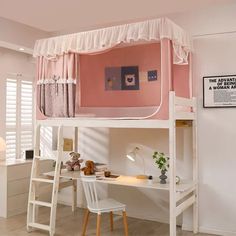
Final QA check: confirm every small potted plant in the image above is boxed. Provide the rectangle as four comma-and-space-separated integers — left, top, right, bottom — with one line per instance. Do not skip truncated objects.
152, 151, 169, 184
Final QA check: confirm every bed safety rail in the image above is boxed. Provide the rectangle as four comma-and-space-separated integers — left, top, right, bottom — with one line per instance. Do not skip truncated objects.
170, 92, 197, 120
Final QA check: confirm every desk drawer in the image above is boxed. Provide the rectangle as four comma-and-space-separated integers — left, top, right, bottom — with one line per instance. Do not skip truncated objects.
8, 178, 30, 197
7, 164, 32, 181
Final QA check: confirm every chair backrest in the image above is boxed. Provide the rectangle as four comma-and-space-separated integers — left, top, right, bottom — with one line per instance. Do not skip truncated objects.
81, 176, 99, 209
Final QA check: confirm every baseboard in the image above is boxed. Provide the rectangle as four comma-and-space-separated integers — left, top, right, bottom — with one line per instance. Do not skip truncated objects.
182, 224, 236, 236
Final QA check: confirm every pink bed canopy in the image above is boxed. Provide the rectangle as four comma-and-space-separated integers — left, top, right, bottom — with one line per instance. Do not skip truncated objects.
33, 18, 193, 119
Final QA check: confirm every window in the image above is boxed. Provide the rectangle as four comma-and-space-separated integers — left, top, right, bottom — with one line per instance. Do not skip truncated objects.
5, 75, 34, 159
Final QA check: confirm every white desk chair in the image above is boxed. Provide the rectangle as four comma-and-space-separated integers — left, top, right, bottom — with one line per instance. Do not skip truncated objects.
81, 176, 129, 236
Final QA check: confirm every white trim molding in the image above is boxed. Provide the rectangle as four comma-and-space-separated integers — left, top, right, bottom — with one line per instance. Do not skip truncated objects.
183, 224, 236, 236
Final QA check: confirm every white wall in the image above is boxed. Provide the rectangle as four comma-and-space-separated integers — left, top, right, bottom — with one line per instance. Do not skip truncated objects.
0, 17, 49, 53
182, 34, 236, 236
169, 3, 236, 37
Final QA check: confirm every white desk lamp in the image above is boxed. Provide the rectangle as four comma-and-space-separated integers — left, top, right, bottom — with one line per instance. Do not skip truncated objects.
126, 147, 148, 179
0, 137, 6, 160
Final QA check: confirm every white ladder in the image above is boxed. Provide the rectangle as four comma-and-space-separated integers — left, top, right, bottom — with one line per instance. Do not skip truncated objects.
27, 124, 63, 236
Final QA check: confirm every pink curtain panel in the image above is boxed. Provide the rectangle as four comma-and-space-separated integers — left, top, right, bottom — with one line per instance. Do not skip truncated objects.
36, 53, 77, 117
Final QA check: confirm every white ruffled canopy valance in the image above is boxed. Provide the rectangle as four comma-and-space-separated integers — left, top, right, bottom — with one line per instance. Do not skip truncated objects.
33, 18, 193, 65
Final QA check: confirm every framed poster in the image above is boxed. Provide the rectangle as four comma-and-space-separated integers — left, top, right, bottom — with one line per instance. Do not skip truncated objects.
203, 75, 236, 108
121, 66, 139, 90
105, 67, 122, 90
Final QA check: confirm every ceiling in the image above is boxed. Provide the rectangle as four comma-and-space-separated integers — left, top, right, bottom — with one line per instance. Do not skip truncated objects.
0, 0, 235, 33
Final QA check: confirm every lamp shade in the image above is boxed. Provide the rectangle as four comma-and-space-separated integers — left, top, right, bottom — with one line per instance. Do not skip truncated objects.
126, 153, 135, 162
126, 146, 147, 179
0, 137, 6, 151
126, 147, 140, 162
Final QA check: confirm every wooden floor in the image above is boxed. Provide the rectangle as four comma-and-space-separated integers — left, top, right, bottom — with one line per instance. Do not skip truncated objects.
0, 205, 213, 236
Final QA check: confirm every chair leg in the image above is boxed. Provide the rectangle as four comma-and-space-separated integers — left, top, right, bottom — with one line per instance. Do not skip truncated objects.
110, 211, 113, 231
81, 209, 90, 236
96, 213, 101, 236
122, 211, 129, 236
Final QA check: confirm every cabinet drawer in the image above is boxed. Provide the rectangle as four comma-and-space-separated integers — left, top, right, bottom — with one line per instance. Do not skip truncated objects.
7, 193, 28, 212
7, 164, 32, 181
8, 178, 30, 197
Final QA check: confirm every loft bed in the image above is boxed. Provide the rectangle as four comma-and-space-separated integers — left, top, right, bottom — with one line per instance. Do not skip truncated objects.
30, 18, 198, 236
34, 17, 193, 121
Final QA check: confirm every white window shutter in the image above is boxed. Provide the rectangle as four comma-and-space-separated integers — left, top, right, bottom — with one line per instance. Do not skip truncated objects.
20, 80, 33, 154
5, 76, 34, 159
5, 131, 17, 159
6, 78, 17, 158
6, 78, 17, 126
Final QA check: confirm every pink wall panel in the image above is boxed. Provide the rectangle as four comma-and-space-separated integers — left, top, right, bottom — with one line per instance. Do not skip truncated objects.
173, 63, 190, 98
78, 43, 161, 107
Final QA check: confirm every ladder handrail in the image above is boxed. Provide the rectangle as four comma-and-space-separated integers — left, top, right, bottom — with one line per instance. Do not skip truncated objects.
49, 125, 63, 235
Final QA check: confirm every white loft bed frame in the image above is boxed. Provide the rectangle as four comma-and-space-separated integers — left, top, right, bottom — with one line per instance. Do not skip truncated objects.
35, 91, 198, 236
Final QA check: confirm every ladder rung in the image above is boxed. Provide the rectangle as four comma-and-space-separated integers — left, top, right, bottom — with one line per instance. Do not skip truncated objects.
30, 200, 52, 208
32, 178, 54, 184
28, 222, 50, 231
34, 155, 57, 161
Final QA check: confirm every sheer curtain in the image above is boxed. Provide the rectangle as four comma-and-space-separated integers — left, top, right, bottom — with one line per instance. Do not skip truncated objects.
36, 53, 77, 117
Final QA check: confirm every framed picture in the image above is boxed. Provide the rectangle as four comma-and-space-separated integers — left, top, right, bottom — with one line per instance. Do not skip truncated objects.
105, 67, 122, 90
147, 70, 158, 81
121, 66, 139, 90
63, 138, 73, 151
203, 75, 236, 108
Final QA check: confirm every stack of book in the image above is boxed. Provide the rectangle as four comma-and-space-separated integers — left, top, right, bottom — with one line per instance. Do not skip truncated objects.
94, 163, 108, 176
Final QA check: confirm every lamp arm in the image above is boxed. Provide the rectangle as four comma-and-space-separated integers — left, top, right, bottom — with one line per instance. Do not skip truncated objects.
139, 155, 146, 175
132, 147, 146, 176
143, 157, 146, 175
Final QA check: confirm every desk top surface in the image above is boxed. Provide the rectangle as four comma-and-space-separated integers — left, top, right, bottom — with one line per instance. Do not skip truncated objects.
0, 159, 32, 167
46, 169, 195, 193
